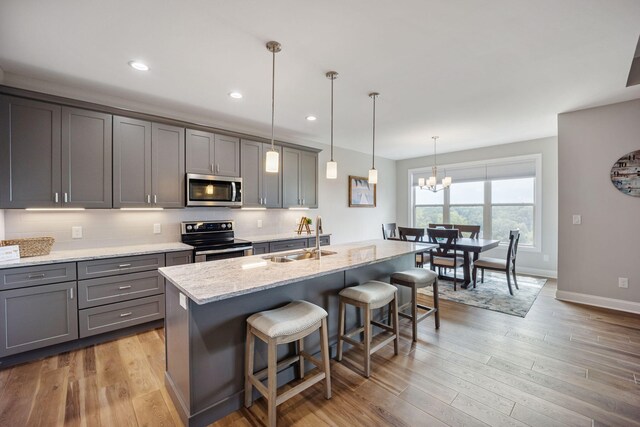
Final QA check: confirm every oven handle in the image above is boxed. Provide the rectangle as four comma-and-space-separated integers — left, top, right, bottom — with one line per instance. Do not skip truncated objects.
195, 246, 253, 256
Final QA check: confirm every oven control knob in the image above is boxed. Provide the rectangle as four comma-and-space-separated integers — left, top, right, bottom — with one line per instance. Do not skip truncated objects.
227, 223, 233, 230
221, 223, 226, 229
186, 225, 192, 231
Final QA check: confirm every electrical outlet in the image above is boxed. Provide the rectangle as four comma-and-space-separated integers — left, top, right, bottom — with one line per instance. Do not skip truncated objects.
543, 254, 549, 262
619, 277, 629, 288
257, 220, 263, 228
71, 226, 83, 239
179, 293, 187, 310
153, 223, 161, 234
572, 214, 581, 225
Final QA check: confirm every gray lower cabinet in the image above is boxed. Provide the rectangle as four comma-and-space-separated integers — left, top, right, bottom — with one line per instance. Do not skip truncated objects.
269, 238, 308, 252
282, 147, 318, 208
77, 253, 165, 280
252, 242, 269, 255
1, 262, 76, 290
240, 139, 282, 208
78, 270, 164, 309
253, 236, 330, 255
308, 235, 331, 247
0, 281, 78, 357
114, 116, 185, 208
186, 129, 240, 177
166, 250, 193, 266
79, 294, 165, 338
0, 97, 114, 209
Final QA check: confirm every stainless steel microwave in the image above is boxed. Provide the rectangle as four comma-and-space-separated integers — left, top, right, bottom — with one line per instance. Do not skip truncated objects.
186, 174, 242, 207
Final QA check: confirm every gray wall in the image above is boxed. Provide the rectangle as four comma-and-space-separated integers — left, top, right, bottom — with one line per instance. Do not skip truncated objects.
395, 137, 558, 276
558, 99, 640, 306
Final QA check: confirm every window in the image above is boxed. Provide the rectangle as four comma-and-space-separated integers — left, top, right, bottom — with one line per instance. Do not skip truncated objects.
409, 155, 540, 248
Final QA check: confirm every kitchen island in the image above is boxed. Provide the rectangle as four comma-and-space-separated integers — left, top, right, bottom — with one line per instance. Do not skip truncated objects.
159, 239, 434, 427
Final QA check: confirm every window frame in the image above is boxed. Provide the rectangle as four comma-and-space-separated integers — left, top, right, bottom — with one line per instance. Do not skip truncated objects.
408, 154, 542, 252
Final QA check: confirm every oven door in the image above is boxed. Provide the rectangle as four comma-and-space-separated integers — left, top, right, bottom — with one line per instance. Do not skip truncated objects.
194, 246, 253, 263
187, 174, 242, 207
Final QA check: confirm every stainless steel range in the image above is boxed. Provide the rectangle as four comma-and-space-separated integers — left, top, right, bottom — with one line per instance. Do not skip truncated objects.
181, 220, 253, 263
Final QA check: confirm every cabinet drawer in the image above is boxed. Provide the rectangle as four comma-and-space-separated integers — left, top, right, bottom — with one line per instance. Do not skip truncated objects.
307, 235, 331, 248
252, 243, 269, 255
78, 270, 164, 309
79, 295, 165, 338
0, 263, 76, 291
77, 253, 165, 280
165, 250, 193, 266
269, 239, 307, 253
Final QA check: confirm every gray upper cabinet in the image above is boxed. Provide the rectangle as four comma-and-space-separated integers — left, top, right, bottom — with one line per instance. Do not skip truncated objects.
186, 129, 240, 177
0, 96, 113, 209
152, 123, 185, 208
283, 147, 317, 208
0, 281, 78, 357
240, 140, 282, 208
62, 107, 112, 208
0, 96, 62, 208
114, 116, 185, 208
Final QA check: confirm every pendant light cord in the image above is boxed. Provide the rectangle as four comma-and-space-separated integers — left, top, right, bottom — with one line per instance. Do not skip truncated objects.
330, 76, 334, 161
271, 48, 276, 150
372, 94, 376, 168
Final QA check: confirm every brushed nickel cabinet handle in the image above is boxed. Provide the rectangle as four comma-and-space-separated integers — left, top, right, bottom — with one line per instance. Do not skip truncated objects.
69, 288, 74, 300
216, 164, 220, 173
211, 163, 214, 172
64, 192, 68, 203
27, 273, 46, 279
119, 312, 132, 317
118, 263, 131, 268
54, 192, 59, 203
154, 194, 157, 204
118, 285, 132, 290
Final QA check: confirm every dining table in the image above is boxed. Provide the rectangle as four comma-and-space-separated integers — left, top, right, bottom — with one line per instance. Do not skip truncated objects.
417, 237, 500, 289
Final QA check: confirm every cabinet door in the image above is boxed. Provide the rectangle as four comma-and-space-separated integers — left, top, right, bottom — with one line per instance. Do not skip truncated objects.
166, 250, 193, 266
252, 243, 269, 255
240, 140, 263, 207
62, 107, 113, 208
214, 134, 240, 177
113, 116, 152, 207
282, 147, 301, 208
0, 281, 78, 357
300, 151, 318, 208
0, 96, 61, 208
263, 144, 282, 208
152, 123, 185, 208
186, 129, 215, 174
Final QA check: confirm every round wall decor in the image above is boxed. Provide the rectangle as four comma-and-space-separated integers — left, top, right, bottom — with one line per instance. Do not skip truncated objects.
610, 149, 640, 197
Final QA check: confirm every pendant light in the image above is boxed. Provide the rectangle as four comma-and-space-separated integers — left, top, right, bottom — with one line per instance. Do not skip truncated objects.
325, 71, 338, 179
265, 41, 281, 173
418, 136, 452, 192
368, 92, 379, 184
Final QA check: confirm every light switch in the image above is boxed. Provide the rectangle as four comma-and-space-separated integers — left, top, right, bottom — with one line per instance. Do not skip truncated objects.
572, 215, 582, 225
257, 220, 263, 228
153, 223, 161, 234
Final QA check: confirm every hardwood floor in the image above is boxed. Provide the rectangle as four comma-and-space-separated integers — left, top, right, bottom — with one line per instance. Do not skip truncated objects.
1, 279, 639, 426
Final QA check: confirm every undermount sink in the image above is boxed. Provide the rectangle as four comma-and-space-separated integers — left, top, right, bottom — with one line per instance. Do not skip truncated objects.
263, 250, 337, 263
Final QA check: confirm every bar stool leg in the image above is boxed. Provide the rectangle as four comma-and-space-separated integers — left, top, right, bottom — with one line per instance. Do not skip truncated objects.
337, 300, 345, 361
267, 339, 278, 427
320, 318, 332, 399
393, 295, 400, 355
244, 325, 254, 407
433, 279, 440, 329
363, 304, 372, 378
411, 285, 418, 342
298, 338, 305, 379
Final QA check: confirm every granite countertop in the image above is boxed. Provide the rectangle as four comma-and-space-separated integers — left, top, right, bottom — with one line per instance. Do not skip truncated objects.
159, 239, 436, 305
237, 232, 331, 244
0, 242, 193, 269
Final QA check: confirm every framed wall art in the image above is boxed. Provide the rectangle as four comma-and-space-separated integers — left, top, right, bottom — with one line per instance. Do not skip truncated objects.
348, 175, 376, 207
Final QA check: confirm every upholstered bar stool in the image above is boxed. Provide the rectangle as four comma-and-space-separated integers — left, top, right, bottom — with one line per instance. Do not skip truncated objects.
245, 300, 331, 427
390, 268, 440, 342
337, 280, 399, 377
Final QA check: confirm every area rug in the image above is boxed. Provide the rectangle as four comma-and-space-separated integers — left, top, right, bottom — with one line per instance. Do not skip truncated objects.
417, 270, 547, 317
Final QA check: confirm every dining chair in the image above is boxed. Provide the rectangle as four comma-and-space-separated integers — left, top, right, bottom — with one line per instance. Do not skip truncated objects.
426, 228, 463, 291
428, 223, 454, 229
398, 227, 427, 267
455, 224, 481, 239
472, 229, 520, 295
382, 223, 398, 240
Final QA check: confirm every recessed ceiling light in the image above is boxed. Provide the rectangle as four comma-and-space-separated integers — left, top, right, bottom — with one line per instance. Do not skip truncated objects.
306, 115, 317, 121
128, 61, 149, 71
229, 92, 243, 99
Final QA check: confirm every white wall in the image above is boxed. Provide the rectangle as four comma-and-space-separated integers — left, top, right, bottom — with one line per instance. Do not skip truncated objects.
2, 144, 395, 250
395, 137, 558, 277
557, 99, 640, 312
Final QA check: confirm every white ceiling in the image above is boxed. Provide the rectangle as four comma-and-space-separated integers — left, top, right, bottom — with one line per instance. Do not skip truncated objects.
1, 0, 639, 160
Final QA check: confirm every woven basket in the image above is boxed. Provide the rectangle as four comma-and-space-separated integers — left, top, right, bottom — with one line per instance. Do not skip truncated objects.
0, 237, 55, 257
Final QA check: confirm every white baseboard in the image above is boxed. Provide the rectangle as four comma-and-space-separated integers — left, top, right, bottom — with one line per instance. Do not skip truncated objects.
555, 290, 640, 315
516, 266, 557, 279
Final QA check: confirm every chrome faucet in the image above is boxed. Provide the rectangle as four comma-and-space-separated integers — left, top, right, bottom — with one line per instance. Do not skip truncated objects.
315, 216, 322, 259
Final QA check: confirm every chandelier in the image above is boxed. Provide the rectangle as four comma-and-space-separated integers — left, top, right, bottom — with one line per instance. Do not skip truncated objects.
419, 136, 451, 192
